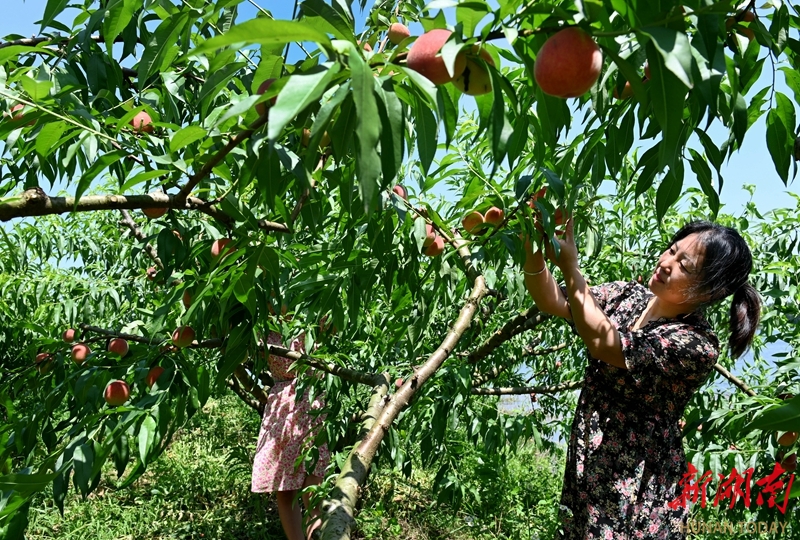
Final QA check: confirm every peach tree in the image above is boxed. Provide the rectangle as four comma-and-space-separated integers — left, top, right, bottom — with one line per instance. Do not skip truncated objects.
1, 0, 800, 538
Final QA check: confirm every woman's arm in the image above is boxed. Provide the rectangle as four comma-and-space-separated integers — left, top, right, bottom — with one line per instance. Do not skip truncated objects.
523, 237, 572, 319
549, 220, 626, 369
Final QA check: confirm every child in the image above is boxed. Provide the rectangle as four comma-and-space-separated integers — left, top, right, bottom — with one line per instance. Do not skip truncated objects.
252, 330, 330, 540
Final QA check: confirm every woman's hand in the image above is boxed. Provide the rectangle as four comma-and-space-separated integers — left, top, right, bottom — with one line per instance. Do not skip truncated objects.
543, 215, 579, 272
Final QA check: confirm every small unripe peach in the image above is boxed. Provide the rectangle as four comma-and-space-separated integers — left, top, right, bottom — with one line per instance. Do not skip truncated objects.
63, 328, 76, 343
301, 129, 331, 148
71, 343, 91, 365
388, 23, 410, 45
130, 111, 154, 134
107, 338, 129, 357
104, 380, 130, 407
424, 235, 445, 257
172, 326, 195, 348
462, 211, 485, 234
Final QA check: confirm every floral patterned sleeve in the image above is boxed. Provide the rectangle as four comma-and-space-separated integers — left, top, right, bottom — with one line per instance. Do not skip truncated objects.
619, 322, 719, 389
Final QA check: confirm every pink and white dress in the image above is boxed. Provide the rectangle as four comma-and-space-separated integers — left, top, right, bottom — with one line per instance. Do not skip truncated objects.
251, 331, 330, 493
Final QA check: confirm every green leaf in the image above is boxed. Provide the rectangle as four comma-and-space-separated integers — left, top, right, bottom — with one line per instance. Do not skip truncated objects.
41, 0, 69, 32
267, 62, 341, 143
75, 150, 127, 204
72, 443, 93, 496
103, 0, 140, 51
20, 77, 51, 102
120, 169, 169, 192
35, 121, 67, 157
646, 42, 687, 170
639, 27, 694, 88
655, 163, 683, 222
350, 53, 382, 212
414, 95, 437, 176
170, 126, 208, 154
138, 415, 157, 465
456, 3, 489, 37
375, 79, 405, 185
138, 15, 188, 90
688, 149, 719, 218
189, 19, 332, 58
747, 395, 800, 432
300, 0, 353, 41
0, 46, 55, 65
765, 94, 794, 184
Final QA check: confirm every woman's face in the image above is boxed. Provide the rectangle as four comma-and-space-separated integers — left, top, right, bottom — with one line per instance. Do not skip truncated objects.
648, 232, 707, 308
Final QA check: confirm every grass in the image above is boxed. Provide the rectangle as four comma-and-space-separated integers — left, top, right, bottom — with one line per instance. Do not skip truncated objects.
25, 390, 793, 540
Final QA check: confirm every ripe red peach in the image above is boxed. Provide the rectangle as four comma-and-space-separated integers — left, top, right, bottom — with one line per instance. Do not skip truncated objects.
534, 28, 602, 98
407, 29, 467, 85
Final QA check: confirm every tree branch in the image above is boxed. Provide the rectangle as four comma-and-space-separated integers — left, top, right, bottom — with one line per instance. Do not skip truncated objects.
318, 236, 488, 540
227, 375, 263, 414
713, 362, 758, 398
176, 114, 270, 202
118, 209, 163, 269
319, 374, 391, 539
466, 307, 550, 365
265, 345, 383, 387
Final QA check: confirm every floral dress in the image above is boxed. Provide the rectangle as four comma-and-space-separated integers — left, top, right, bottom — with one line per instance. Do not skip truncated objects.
251, 331, 330, 493
558, 281, 720, 540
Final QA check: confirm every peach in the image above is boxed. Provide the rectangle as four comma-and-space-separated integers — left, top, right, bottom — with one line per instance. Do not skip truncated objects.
301, 129, 331, 148
146, 266, 158, 281
407, 29, 466, 85
142, 207, 167, 219
71, 343, 91, 365
210, 238, 234, 258
423, 223, 436, 247
35, 352, 53, 374
454, 46, 495, 96
172, 326, 195, 348
63, 328, 76, 343
8, 103, 34, 125
462, 211, 485, 234
484, 207, 504, 227
392, 185, 408, 200
255, 78, 276, 116
778, 431, 798, 447
107, 338, 129, 357
613, 81, 633, 100
781, 453, 797, 472
182, 289, 192, 309
395, 378, 404, 389
534, 28, 602, 98
130, 111, 154, 134
423, 235, 445, 257
388, 23, 410, 45
146, 366, 165, 388
104, 380, 130, 407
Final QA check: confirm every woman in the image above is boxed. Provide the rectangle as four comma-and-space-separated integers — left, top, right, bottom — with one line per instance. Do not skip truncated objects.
523, 218, 761, 539
251, 329, 330, 540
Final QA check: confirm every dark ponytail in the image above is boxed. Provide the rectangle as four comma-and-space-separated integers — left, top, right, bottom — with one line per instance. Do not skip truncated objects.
727, 283, 761, 359
669, 221, 761, 358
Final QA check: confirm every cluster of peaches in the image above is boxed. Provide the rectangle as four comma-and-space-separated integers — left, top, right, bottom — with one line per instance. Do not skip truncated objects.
34, 326, 195, 408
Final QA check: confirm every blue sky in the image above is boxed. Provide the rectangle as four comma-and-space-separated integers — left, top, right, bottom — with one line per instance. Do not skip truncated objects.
3, 0, 797, 217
